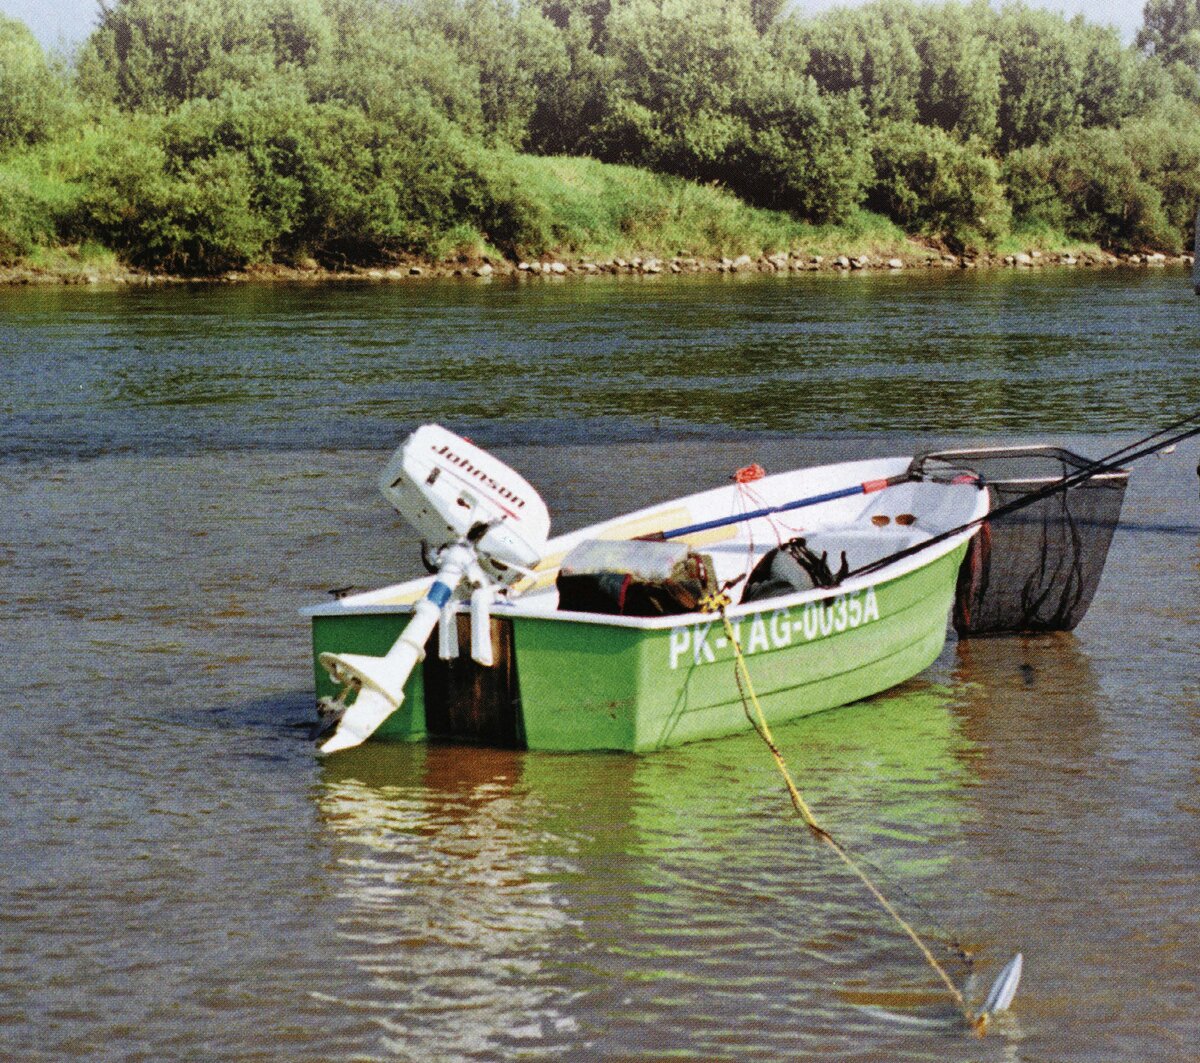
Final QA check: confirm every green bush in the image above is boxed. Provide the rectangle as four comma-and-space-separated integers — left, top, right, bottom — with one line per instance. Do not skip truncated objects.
76, 0, 334, 109
587, 0, 869, 222
66, 80, 511, 269
798, 1, 1001, 144
792, 3, 921, 125
867, 120, 1008, 248
907, 2, 1001, 144
1138, 0, 1200, 67
409, 0, 568, 147
66, 116, 267, 272
0, 170, 59, 263
8, 0, 1200, 272
1002, 117, 1200, 251
307, 0, 484, 133
1077, 21, 1141, 129
730, 82, 870, 223
1118, 111, 1200, 238
526, 10, 615, 156
991, 6, 1084, 151
594, 0, 766, 169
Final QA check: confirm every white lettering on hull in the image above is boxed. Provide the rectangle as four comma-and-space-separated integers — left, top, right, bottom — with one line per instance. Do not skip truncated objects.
667, 586, 882, 670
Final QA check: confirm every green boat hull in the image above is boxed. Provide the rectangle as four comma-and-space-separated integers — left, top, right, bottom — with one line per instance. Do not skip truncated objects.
312, 542, 967, 753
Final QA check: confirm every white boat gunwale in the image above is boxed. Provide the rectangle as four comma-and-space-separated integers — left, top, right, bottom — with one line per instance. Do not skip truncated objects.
303, 454, 989, 631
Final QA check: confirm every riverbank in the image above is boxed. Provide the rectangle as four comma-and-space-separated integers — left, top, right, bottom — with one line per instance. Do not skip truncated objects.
1, 245, 1194, 286
6, 149, 1196, 288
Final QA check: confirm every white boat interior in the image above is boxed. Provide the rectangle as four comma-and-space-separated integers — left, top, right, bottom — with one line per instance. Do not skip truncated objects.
304, 456, 988, 629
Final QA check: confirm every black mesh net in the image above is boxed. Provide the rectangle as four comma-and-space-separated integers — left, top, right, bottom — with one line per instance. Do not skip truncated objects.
911, 447, 1129, 637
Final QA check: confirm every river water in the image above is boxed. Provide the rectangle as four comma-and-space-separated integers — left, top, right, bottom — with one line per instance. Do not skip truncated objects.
2, 268, 1198, 1061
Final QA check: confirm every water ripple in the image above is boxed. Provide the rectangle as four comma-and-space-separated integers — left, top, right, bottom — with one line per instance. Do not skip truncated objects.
2, 276, 1198, 1059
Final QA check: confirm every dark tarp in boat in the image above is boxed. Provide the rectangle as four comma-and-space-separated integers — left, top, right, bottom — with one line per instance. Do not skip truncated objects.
556, 539, 717, 617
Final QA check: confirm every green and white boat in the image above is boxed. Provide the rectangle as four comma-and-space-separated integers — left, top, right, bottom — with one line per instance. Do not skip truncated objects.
305, 426, 989, 754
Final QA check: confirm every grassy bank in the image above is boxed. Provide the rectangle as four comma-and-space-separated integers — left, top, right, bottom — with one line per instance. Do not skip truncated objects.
7, 1, 1200, 283
6, 150, 1160, 286
478, 154, 924, 262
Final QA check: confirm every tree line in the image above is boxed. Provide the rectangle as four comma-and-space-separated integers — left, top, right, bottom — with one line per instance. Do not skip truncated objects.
3, 0, 1200, 272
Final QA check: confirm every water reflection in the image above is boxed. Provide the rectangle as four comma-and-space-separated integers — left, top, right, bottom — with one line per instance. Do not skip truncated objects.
316, 746, 578, 1060
312, 688, 1017, 1060
952, 633, 1105, 769
946, 630, 1200, 1060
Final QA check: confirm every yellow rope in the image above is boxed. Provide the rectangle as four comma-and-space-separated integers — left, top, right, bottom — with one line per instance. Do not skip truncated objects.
700, 591, 982, 1032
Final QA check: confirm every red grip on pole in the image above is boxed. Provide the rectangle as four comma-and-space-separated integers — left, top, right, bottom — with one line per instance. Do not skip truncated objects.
862, 478, 889, 493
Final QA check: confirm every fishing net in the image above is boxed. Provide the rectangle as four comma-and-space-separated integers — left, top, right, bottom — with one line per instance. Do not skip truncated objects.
911, 447, 1128, 636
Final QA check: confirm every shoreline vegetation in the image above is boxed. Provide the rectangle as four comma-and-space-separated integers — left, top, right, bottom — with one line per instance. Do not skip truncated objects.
2, 243, 1194, 288
6, 0, 1200, 286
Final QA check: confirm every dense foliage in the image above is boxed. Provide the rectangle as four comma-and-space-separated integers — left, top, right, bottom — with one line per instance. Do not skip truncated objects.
0, 15, 71, 151
4, 0, 1200, 271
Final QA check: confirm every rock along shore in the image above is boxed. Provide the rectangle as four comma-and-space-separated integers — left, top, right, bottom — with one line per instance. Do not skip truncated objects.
1, 247, 1193, 287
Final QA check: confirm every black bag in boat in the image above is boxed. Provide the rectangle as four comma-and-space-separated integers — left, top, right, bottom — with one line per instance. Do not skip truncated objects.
740, 537, 847, 603
556, 539, 718, 617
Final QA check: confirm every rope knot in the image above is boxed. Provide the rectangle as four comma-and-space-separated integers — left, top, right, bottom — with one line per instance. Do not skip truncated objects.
698, 590, 732, 613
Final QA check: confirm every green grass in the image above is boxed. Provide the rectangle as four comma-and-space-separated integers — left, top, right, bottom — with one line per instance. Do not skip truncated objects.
22, 240, 119, 274
423, 221, 508, 264
780, 207, 928, 260
486, 155, 1148, 262
0, 135, 94, 265
488, 154, 935, 262
992, 220, 1103, 257
495, 154, 803, 259
0, 127, 110, 210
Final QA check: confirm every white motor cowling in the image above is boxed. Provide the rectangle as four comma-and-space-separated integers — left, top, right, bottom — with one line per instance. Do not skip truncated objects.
378, 424, 550, 583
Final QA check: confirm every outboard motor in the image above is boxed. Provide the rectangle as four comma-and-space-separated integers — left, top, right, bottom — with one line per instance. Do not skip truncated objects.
377, 425, 549, 588
318, 426, 550, 753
